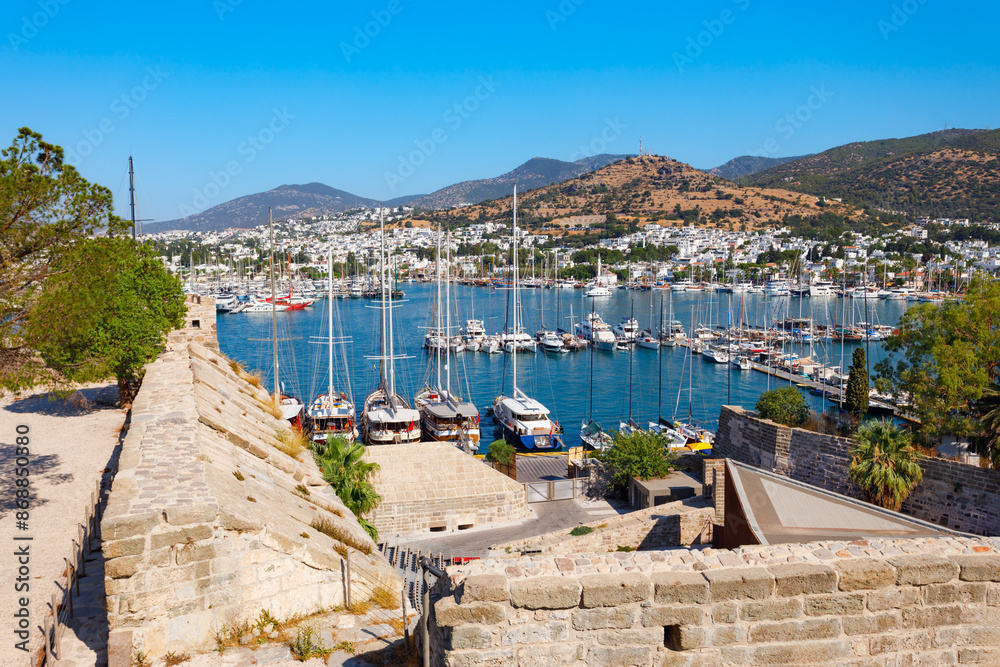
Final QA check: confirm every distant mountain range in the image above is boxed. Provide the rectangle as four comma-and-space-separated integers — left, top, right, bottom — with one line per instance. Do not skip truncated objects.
744, 129, 1000, 220
708, 154, 809, 180
150, 154, 629, 232
150, 183, 381, 233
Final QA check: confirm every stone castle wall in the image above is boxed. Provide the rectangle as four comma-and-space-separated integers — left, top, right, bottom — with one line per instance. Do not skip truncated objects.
492, 498, 714, 555
102, 340, 398, 663
714, 406, 1000, 536
429, 536, 1000, 666
168, 294, 218, 350
366, 442, 528, 536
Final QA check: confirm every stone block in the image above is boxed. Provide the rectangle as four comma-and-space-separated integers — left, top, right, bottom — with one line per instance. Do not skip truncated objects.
935, 626, 1000, 648
748, 618, 841, 643
740, 598, 803, 622
104, 512, 161, 540
959, 647, 1000, 664
842, 610, 901, 636
748, 639, 852, 664
462, 575, 509, 603
510, 576, 581, 610
106, 556, 142, 580
704, 567, 775, 601
501, 621, 567, 645
767, 563, 837, 596
580, 573, 652, 608
572, 606, 637, 631
712, 601, 738, 623
951, 555, 1000, 582
435, 599, 505, 627
834, 559, 895, 591
639, 605, 704, 627
149, 525, 214, 550
889, 554, 959, 585
107, 629, 133, 667
446, 647, 516, 667
651, 572, 709, 605
925, 582, 987, 605
450, 625, 494, 650
163, 503, 219, 526
587, 645, 653, 667
594, 628, 661, 646
804, 593, 865, 616
866, 586, 921, 611
902, 604, 964, 629
515, 643, 583, 666
104, 536, 146, 559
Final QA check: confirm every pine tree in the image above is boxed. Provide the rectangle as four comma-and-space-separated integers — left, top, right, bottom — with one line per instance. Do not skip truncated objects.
846, 347, 869, 419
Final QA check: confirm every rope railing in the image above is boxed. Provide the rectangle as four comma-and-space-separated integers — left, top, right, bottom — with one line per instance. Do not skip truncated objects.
36, 478, 104, 666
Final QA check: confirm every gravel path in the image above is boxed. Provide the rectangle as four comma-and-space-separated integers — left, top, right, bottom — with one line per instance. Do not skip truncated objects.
0, 384, 125, 665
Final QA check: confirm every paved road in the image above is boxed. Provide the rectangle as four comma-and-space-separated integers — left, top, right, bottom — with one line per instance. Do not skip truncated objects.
390, 497, 628, 558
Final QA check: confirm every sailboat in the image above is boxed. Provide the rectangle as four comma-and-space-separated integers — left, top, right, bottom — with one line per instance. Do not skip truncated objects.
492, 186, 564, 451
414, 229, 481, 449
307, 250, 358, 443
360, 211, 422, 446
580, 325, 612, 451
618, 302, 642, 434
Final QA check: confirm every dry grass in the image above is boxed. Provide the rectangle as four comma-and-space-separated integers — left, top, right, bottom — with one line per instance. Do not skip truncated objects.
310, 517, 372, 555
371, 584, 401, 610
274, 428, 308, 459
345, 599, 371, 615
245, 371, 264, 389
163, 651, 191, 665
228, 359, 244, 374
259, 395, 284, 419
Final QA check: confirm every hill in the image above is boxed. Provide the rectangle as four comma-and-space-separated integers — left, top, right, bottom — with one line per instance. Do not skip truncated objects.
745, 129, 1000, 221
407, 155, 630, 209
708, 154, 808, 180
411, 155, 858, 233
151, 183, 380, 232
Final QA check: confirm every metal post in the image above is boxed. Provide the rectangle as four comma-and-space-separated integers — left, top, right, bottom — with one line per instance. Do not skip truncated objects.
345, 551, 352, 608
421, 564, 430, 667
402, 580, 410, 650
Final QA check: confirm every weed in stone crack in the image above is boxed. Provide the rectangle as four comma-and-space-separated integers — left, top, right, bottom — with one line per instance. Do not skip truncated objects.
233, 470, 245, 481
275, 428, 308, 459
311, 517, 372, 555
570, 525, 593, 536
163, 651, 191, 665
332, 640, 356, 653
295, 483, 311, 496
290, 625, 332, 661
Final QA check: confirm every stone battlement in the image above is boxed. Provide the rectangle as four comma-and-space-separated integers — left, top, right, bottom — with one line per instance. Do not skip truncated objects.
102, 341, 398, 662
429, 535, 1000, 665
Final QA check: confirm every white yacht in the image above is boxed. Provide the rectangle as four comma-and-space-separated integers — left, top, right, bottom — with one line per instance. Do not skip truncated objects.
731, 282, 753, 293
538, 331, 568, 353
671, 280, 693, 291
575, 312, 617, 350
612, 317, 639, 342
809, 280, 835, 297
764, 280, 790, 296
585, 284, 612, 297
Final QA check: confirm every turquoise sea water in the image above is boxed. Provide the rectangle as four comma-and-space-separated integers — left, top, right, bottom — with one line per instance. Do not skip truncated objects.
216, 284, 911, 453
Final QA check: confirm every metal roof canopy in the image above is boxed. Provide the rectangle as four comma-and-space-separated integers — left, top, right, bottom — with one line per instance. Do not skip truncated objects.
724, 459, 969, 546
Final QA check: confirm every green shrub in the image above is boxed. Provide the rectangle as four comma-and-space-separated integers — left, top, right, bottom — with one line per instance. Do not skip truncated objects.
570, 525, 593, 536
486, 439, 516, 466
603, 430, 677, 494
755, 386, 809, 426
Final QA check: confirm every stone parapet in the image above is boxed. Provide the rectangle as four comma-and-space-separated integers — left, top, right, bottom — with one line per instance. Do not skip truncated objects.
366, 442, 528, 535
102, 342, 398, 663
492, 497, 714, 554
428, 536, 1000, 666
715, 405, 1000, 536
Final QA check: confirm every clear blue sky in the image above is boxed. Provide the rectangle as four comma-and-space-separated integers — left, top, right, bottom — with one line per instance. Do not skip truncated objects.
3, 0, 998, 223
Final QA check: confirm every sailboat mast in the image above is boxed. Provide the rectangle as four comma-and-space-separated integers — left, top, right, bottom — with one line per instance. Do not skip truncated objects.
128, 156, 137, 241
384, 211, 397, 402
512, 185, 518, 395
379, 213, 388, 392
446, 231, 452, 395
628, 300, 634, 421
269, 208, 278, 400
328, 249, 334, 404
436, 224, 443, 391
658, 293, 663, 423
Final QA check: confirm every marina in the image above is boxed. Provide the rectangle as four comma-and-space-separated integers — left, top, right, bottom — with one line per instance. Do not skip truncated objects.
215, 283, 916, 453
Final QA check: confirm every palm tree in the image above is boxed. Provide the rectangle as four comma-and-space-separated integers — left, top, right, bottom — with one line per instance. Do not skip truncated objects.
849, 419, 923, 511
974, 380, 1000, 467
313, 435, 382, 540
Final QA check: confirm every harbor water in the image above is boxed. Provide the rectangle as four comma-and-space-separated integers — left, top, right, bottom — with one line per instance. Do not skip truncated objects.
216, 285, 912, 453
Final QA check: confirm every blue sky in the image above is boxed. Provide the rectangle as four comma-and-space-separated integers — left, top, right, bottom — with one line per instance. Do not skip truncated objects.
3, 0, 998, 223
